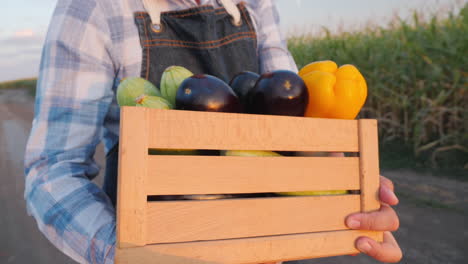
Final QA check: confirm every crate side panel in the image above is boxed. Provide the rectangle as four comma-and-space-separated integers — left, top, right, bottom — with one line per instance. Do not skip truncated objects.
146, 156, 360, 195
358, 119, 381, 212
145, 195, 360, 244
147, 109, 359, 152
115, 230, 382, 264
117, 107, 149, 248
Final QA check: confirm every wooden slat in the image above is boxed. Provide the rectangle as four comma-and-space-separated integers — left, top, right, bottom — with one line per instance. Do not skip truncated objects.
115, 230, 382, 264
117, 107, 149, 248
146, 156, 360, 195
147, 109, 359, 152
358, 119, 381, 212
145, 195, 360, 244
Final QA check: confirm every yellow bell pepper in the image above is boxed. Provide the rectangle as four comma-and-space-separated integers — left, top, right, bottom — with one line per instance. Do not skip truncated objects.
299, 60, 367, 119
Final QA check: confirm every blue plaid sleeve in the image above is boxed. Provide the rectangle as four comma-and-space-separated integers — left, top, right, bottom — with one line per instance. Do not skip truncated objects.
252, 0, 298, 73
24, 0, 117, 263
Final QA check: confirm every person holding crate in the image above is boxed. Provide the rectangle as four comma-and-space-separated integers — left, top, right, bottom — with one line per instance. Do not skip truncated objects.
24, 0, 402, 263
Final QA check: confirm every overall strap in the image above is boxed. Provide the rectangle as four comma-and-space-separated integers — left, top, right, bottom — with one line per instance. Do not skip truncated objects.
142, 0, 242, 28
218, 0, 241, 25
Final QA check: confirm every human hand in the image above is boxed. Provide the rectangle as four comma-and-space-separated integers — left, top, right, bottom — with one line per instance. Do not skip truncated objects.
346, 176, 402, 262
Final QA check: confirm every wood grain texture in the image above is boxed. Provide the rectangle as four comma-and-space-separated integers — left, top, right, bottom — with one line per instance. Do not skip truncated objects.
358, 119, 381, 213
146, 156, 360, 195
146, 109, 359, 152
115, 230, 382, 264
117, 107, 149, 248
116, 107, 384, 261
145, 195, 360, 244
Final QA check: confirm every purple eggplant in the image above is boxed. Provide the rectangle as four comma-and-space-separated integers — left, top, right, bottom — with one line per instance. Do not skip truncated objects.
176, 74, 241, 113
229, 71, 260, 106
247, 70, 309, 116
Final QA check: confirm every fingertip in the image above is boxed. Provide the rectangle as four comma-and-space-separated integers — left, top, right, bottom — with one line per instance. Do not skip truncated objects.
380, 175, 394, 191
383, 231, 399, 244
355, 237, 374, 254
380, 185, 399, 205
355, 237, 385, 261
383, 232, 403, 262
358, 232, 403, 263
345, 214, 362, 229
357, 241, 372, 254
391, 215, 400, 231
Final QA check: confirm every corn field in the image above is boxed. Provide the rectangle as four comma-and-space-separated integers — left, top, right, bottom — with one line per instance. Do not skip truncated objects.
289, 5, 468, 169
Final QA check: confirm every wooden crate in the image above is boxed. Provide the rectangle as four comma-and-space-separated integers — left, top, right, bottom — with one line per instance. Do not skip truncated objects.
115, 107, 383, 264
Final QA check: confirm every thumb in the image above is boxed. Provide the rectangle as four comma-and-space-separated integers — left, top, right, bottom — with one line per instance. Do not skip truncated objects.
356, 231, 402, 263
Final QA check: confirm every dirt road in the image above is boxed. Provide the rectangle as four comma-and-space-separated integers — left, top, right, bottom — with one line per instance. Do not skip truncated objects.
0, 88, 104, 264
292, 169, 468, 264
1, 88, 467, 264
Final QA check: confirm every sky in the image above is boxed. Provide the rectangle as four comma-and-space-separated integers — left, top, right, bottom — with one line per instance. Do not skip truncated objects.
0, 0, 464, 82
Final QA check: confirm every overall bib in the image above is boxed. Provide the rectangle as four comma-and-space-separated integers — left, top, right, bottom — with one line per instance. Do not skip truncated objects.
103, 1, 259, 207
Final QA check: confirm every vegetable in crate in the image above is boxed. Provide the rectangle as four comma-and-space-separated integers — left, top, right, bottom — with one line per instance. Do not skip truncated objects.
280, 60, 368, 197
117, 77, 161, 106
136, 95, 172, 109
229, 71, 260, 106
160, 66, 193, 106
232, 71, 308, 175
174, 74, 241, 200
175, 74, 281, 166
243, 70, 308, 158
132, 80, 198, 155
247, 70, 309, 116
300, 60, 367, 119
222, 150, 281, 198
176, 74, 241, 113
221, 150, 282, 157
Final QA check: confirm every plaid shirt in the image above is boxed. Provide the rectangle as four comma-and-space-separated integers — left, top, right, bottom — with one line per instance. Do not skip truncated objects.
24, 0, 297, 263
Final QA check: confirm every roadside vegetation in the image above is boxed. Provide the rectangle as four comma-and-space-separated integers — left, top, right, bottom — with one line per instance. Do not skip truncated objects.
289, 4, 468, 172
0, 78, 37, 96
0, 78, 37, 90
